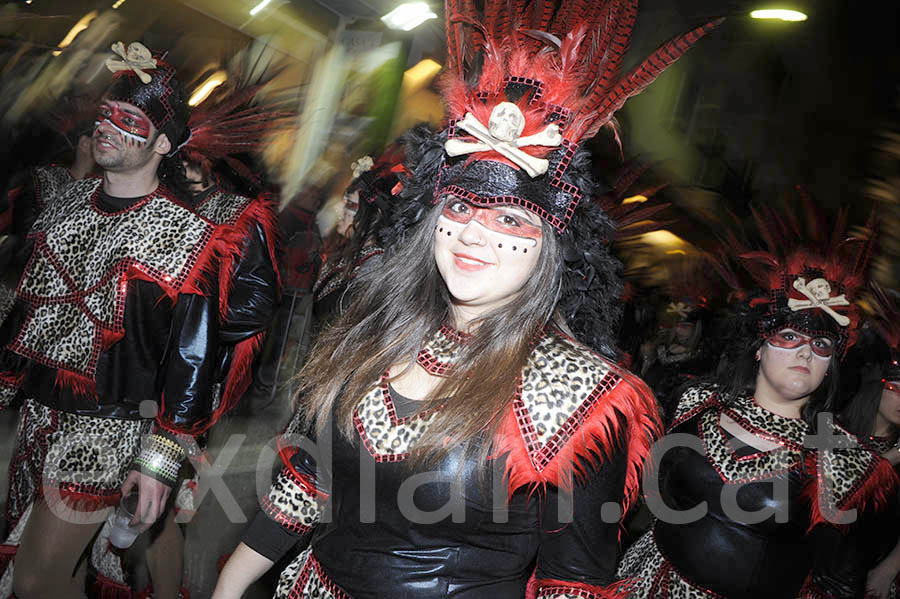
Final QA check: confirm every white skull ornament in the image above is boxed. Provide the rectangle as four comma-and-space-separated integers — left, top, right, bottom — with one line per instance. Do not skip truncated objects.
806, 278, 832, 302
487, 102, 526, 143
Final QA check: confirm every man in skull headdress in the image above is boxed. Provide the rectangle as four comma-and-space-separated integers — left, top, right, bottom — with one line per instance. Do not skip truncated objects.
0, 42, 233, 598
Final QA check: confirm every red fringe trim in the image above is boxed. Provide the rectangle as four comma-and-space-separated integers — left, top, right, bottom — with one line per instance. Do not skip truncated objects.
528, 577, 634, 599
50, 485, 121, 512
0, 543, 16, 580
493, 357, 661, 532
93, 573, 133, 599
215, 196, 281, 320
135, 585, 190, 599
54, 369, 97, 399
0, 370, 23, 388
802, 450, 899, 532
215, 330, 265, 423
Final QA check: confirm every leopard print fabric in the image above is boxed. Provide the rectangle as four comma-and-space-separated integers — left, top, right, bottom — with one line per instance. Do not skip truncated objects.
416, 325, 467, 375
616, 531, 724, 599
192, 189, 251, 226
0, 282, 14, 328
515, 330, 620, 471
671, 385, 719, 427
262, 467, 323, 535
31, 165, 74, 212
277, 547, 350, 599
313, 247, 384, 302
354, 378, 438, 462
0, 376, 17, 412
7, 398, 148, 524
10, 178, 213, 378
699, 409, 805, 484
817, 420, 887, 509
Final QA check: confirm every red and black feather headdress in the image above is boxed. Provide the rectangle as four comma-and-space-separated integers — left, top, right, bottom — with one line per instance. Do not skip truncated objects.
436, 0, 721, 231
712, 188, 875, 355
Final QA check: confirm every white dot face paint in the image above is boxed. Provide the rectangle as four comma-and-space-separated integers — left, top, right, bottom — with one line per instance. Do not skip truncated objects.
434, 196, 543, 317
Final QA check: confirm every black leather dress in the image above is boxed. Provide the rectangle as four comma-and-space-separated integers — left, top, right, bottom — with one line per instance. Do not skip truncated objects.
617, 385, 899, 598
242, 326, 662, 599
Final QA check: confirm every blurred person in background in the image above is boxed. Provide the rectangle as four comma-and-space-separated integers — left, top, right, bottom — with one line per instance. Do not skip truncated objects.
839, 286, 900, 599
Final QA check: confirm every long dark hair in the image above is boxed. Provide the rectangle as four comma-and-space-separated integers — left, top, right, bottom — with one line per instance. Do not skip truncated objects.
296, 195, 563, 462
719, 336, 841, 431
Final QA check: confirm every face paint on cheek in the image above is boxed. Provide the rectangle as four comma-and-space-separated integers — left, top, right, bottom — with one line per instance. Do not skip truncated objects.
439, 203, 542, 248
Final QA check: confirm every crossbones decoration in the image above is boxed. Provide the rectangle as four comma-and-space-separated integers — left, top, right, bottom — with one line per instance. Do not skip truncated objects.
351, 156, 374, 180
444, 102, 563, 178
106, 42, 157, 84
666, 302, 691, 320
787, 277, 850, 326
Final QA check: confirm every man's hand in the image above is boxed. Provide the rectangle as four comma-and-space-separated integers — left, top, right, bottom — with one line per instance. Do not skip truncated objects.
121, 470, 171, 530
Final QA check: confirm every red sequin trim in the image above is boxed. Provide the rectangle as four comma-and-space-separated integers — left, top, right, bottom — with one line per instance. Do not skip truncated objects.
260, 493, 315, 536
288, 552, 350, 599
515, 370, 622, 471
354, 374, 441, 463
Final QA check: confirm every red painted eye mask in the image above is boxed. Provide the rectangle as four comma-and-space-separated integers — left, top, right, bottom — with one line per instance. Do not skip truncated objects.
884, 381, 900, 393
440, 199, 542, 243
766, 331, 834, 358
96, 103, 151, 141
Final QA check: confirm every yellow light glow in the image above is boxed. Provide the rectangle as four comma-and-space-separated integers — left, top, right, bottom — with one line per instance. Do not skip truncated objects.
666, 249, 687, 255
111, 0, 127, 8
188, 70, 227, 107
52, 11, 97, 56
382, 2, 438, 31
750, 9, 807, 21
250, 0, 273, 16
622, 194, 648, 204
641, 230, 686, 248
402, 58, 442, 90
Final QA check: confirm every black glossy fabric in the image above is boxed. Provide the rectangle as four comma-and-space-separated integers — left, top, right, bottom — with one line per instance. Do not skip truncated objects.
248, 386, 629, 598
654, 411, 888, 598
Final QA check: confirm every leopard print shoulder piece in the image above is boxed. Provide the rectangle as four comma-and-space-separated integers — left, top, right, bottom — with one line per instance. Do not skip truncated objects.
416, 325, 470, 376
494, 328, 662, 510
31, 165, 74, 211
192, 189, 253, 226
353, 373, 441, 463
312, 246, 384, 302
806, 419, 899, 527
10, 178, 216, 379
670, 385, 720, 428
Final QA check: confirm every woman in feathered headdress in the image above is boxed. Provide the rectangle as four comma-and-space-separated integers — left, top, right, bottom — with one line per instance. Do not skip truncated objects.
618, 198, 899, 598
839, 284, 900, 599
214, 1, 718, 597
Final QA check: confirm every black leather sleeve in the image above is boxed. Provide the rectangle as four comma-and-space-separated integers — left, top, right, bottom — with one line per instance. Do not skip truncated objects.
220, 221, 280, 344
805, 524, 869, 598
158, 291, 220, 432
534, 434, 628, 587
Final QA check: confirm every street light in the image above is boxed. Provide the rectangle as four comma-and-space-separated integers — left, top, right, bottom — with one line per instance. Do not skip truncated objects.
750, 9, 807, 22
381, 2, 437, 31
